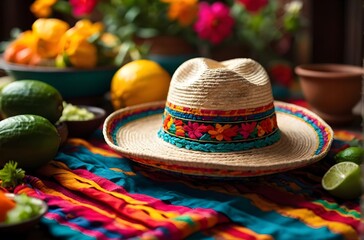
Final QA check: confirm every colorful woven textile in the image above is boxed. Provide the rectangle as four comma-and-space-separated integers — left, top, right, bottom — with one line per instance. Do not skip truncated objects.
14, 129, 361, 240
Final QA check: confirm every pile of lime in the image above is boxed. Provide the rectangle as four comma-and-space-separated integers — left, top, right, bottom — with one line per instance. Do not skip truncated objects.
0, 80, 63, 170
321, 146, 364, 200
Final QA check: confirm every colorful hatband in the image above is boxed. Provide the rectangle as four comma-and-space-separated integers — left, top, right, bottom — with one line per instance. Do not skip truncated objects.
158, 101, 280, 152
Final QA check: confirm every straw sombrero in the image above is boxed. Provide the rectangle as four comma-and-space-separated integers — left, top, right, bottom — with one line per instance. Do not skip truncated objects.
103, 58, 333, 177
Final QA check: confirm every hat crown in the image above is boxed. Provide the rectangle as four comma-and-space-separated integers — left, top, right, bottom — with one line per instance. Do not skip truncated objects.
159, 57, 280, 153
167, 58, 273, 110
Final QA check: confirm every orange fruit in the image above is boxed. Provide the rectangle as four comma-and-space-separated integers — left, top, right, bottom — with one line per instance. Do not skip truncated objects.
110, 59, 171, 109
3, 43, 26, 63
3, 44, 18, 62
0, 191, 15, 222
14, 47, 34, 65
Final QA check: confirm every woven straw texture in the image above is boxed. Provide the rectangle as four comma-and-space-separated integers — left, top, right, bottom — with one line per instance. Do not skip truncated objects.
167, 58, 273, 110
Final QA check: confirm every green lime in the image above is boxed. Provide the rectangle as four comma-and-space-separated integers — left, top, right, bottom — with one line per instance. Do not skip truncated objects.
0, 114, 61, 170
334, 146, 364, 164
0, 80, 63, 123
321, 162, 361, 200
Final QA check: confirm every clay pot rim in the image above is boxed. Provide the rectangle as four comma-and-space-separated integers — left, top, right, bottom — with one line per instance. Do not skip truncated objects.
295, 63, 364, 79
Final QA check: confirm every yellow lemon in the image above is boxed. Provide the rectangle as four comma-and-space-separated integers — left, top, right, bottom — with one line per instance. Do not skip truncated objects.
110, 59, 171, 109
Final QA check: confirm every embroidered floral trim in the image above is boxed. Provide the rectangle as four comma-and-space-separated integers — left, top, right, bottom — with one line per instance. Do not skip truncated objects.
159, 102, 281, 152
161, 110, 279, 143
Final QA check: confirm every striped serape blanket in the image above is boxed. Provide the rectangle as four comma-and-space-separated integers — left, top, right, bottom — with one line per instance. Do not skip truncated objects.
13, 130, 362, 240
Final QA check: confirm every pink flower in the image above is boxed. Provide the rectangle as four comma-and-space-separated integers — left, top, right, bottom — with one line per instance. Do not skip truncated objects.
183, 122, 208, 139
237, 0, 268, 13
193, 2, 234, 45
240, 122, 257, 139
70, 0, 98, 17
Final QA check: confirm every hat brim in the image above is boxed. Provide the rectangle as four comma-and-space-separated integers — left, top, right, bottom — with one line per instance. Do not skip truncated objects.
103, 101, 333, 177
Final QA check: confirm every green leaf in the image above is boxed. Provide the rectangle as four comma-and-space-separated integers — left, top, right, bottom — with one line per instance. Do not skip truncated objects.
10, 28, 22, 39
0, 161, 25, 188
116, 25, 137, 39
136, 28, 159, 39
115, 43, 131, 65
125, 7, 141, 23
88, 33, 101, 44
53, 0, 72, 15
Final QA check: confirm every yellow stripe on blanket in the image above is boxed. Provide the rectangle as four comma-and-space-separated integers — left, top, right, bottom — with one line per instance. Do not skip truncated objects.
246, 193, 358, 240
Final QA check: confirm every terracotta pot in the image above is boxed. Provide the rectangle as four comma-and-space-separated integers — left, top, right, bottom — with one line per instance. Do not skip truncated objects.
295, 63, 363, 126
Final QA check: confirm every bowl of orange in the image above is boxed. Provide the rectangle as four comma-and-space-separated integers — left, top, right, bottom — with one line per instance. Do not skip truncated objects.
0, 57, 118, 100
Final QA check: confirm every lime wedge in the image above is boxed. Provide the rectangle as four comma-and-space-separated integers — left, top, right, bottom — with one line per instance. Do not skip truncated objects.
321, 162, 361, 200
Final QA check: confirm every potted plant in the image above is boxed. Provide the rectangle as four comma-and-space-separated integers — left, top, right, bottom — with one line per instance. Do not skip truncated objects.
103, 0, 304, 91
11, 0, 303, 91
